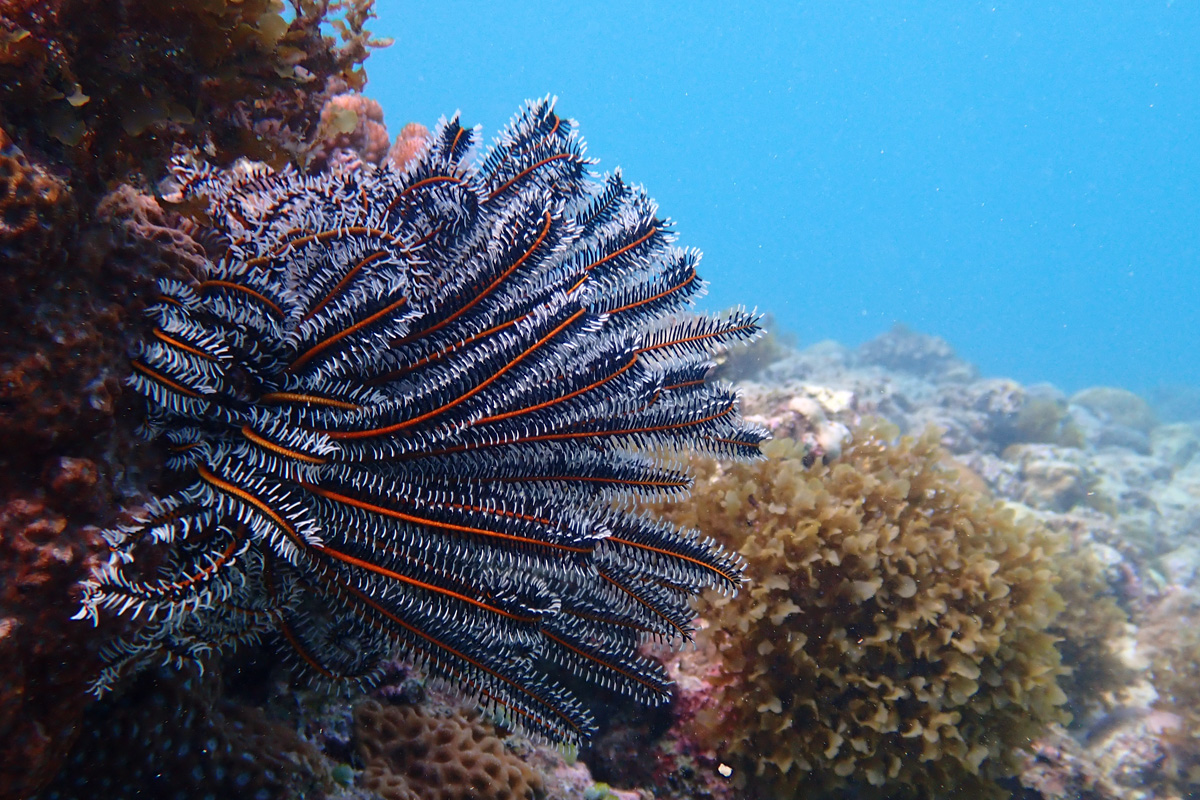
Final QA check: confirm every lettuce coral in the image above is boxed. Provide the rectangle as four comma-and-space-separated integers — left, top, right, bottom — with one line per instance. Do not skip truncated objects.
655, 424, 1070, 798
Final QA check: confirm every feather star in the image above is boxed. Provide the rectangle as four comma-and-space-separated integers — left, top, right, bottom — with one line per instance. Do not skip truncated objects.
75, 97, 768, 745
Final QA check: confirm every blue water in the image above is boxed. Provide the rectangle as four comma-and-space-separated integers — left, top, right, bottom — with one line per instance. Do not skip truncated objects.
370, 1, 1199, 395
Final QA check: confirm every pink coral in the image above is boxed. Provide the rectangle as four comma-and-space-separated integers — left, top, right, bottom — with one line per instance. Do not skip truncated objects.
388, 121, 429, 170
310, 91, 391, 168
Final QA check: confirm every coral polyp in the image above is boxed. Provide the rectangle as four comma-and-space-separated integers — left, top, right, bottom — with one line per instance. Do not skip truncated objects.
75, 99, 766, 745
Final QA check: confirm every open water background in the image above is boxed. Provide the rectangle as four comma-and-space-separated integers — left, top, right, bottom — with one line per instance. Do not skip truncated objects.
371, 1, 1199, 398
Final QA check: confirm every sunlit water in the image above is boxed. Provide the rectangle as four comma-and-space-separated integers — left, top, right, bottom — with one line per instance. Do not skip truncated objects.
372, 0, 1199, 400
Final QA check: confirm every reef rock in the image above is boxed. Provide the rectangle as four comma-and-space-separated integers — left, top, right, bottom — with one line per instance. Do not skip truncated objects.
856, 323, 978, 382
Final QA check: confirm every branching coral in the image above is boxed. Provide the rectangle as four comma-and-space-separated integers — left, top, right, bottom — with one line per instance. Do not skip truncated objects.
654, 424, 1070, 798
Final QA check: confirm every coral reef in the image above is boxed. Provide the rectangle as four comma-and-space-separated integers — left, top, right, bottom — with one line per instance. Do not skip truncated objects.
0, 126, 74, 259
1, 0, 1193, 794
0, 165, 209, 799
712, 314, 797, 384
1021, 704, 1196, 800
753, 333, 1200, 574
356, 699, 544, 800
653, 425, 1070, 798
0, 0, 408, 793
1151, 422, 1200, 470
2, 181, 209, 445
0, 0, 387, 189
1038, 514, 1136, 717
660, 327, 1200, 799
1148, 384, 1200, 424
1144, 591, 1200, 740
0, 3, 408, 796
1018, 723, 1145, 800
735, 382, 855, 464
1072, 387, 1159, 436
1133, 590, 1200, 795
1068, 389, 1156, 454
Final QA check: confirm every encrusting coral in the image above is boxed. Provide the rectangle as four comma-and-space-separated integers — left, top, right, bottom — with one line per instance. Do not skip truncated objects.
355, 699, 544, 800
0, 495, 113, 799
0, 127, 73, 254
0, 163, 200, 800
653, 423, 1071, 798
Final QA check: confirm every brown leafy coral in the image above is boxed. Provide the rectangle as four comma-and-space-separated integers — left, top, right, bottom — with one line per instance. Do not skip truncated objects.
655, 424, 1070, 798
355, 700, 545, 800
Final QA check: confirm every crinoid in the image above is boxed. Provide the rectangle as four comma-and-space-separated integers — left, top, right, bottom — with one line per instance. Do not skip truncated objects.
76, 98, 767, 745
